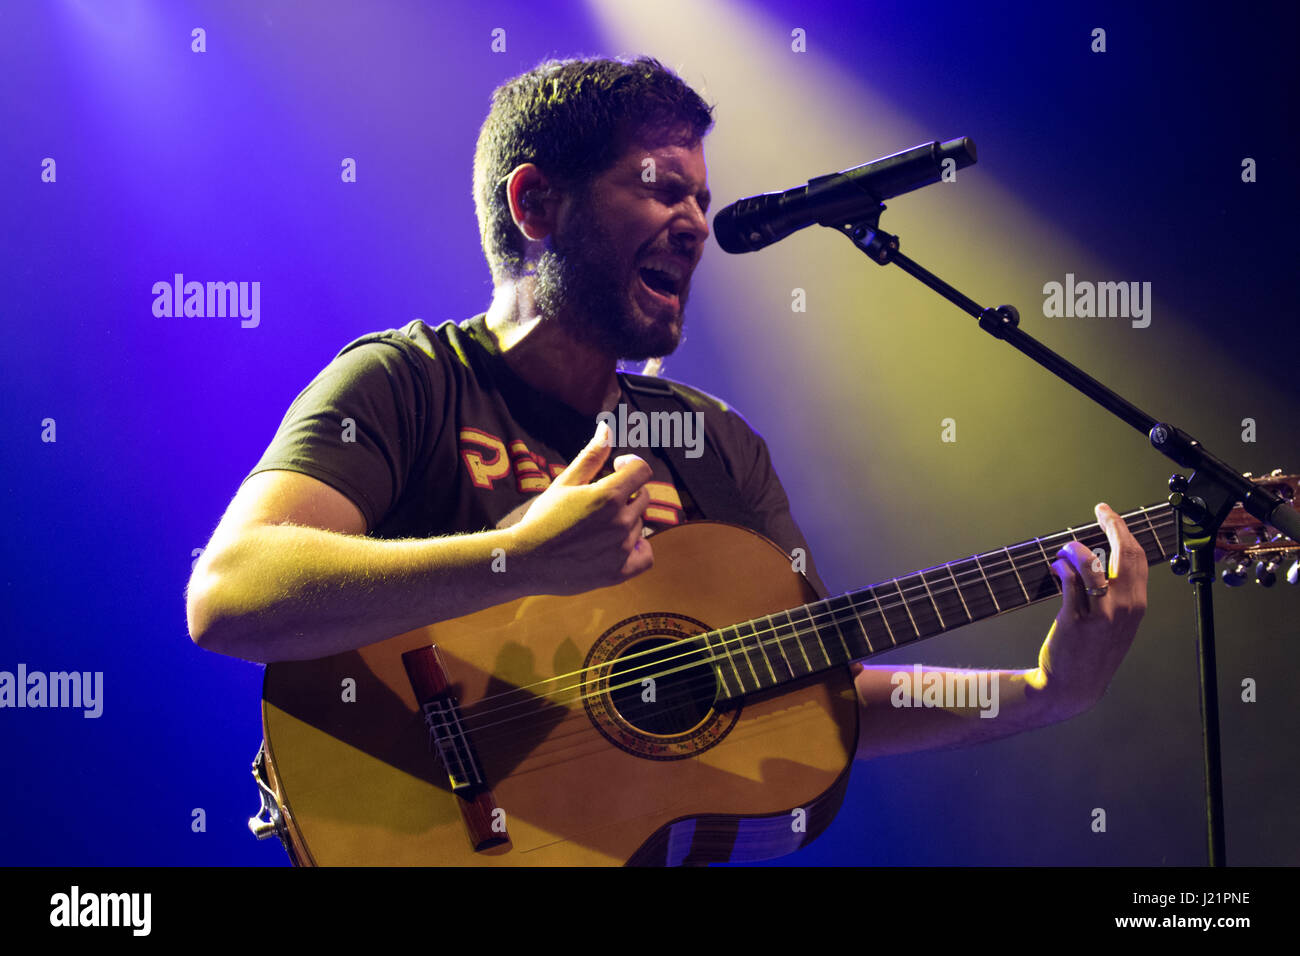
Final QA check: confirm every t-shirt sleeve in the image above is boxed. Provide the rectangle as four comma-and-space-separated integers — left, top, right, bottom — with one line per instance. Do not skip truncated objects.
243, 337, 441, 531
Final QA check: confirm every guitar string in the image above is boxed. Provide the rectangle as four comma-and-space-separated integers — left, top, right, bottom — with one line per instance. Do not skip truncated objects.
429, 494, 1283, 772
443, 513, 1184, 768
444, 510, 1174, 748
447, 512, 1177, 765
447, 538, 1180, 770
454, 510, 1164, 737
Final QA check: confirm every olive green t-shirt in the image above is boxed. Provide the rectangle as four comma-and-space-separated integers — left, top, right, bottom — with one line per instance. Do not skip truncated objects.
245, 313, 827, 598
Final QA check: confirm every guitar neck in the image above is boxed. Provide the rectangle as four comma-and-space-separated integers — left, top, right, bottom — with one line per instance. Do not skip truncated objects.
704, 502, 1176, 704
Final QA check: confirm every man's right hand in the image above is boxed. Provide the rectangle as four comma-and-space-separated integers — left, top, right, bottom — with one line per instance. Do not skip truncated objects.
505, 421, 656, 594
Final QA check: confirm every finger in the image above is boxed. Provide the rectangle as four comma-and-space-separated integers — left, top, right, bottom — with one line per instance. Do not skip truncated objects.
1096, 504, 1122, 580
1060, 541, 1104, 587
620, 513, 646, 555
622, 533, 654, 577
1052, 557, 1081, 619
620, 483, 653, 521
609, 492, 650, 553
553, 421, 614, 487
595, 453, 653, 498
1095, 502, 1148, 585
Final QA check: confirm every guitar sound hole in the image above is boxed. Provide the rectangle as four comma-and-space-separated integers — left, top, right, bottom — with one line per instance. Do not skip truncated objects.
608, 638, 717, 736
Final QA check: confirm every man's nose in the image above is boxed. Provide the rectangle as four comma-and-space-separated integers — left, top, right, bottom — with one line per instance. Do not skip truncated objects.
675, 199, 709, 246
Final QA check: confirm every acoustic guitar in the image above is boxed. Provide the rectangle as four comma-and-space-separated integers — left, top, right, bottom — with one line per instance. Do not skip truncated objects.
252, 471, 1296, 865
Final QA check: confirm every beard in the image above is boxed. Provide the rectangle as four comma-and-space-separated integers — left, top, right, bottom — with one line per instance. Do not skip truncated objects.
531, 191, 688, 362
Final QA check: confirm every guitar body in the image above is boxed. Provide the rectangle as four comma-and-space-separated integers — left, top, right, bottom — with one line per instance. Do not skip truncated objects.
261, 521, 860, 866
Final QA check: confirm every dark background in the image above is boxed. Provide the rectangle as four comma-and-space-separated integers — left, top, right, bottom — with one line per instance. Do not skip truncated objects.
2, 0, 1297, 865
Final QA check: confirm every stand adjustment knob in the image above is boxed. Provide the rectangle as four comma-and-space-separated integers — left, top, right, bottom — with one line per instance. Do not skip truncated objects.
1221, 559, 1251, 587
1254, 560, 1278, 587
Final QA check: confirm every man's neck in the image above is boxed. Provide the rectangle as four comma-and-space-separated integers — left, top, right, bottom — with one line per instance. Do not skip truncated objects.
484, 279, 622, 418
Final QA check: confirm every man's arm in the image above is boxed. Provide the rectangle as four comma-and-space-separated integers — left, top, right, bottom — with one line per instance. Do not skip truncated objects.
852, 502, 1147, 760
187, 471, 518, 662
852, 664, 1061, 760
187, 423, 655, 663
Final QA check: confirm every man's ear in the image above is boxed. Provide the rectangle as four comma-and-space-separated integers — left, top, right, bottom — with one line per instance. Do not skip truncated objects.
523, 188, 552, 210
505, 165, 557, 241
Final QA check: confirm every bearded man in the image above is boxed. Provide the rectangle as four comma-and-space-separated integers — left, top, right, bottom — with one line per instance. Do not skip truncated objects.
186, 56, 1146, 828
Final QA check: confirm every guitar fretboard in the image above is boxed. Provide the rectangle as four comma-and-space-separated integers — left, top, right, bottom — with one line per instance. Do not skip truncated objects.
696, 503, 1174, 703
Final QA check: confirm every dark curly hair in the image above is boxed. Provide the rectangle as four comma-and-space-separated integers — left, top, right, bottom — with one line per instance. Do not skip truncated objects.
473, 55, 715, 281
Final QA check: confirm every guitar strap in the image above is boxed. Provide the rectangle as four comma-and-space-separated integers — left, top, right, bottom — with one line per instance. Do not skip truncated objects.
618, 371, 766, 537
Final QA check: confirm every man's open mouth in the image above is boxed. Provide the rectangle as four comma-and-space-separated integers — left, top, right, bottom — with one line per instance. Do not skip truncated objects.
638, 267, 680, 304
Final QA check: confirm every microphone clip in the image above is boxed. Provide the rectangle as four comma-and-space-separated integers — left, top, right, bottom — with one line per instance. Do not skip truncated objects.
828, 202, 897, 264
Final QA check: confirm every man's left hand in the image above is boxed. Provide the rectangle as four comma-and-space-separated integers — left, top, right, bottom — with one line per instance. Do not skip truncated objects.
1034, 502, 1149, 718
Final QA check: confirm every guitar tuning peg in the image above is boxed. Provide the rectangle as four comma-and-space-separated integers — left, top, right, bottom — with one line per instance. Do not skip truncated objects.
1269, 468, 1283, 477
1288, 559, 1299, 585
1254, 559, 1279, 588
1222, 557, 1251, 586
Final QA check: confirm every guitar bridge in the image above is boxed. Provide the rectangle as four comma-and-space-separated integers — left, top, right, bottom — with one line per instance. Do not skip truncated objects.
402, 644, 508, 851
420, 697, 483, 792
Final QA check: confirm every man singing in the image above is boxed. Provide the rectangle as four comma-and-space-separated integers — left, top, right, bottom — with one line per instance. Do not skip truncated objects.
187, 55, 1146, 800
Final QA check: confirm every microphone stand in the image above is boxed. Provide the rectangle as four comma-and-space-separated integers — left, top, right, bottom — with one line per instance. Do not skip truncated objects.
830, 204, 1300, 867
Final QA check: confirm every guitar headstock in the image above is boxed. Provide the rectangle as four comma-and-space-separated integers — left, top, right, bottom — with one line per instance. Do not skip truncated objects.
1216, 469, 1299, 586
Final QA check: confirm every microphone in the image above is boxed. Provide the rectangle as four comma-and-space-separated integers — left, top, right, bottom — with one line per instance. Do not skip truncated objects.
712, 137, 977, 254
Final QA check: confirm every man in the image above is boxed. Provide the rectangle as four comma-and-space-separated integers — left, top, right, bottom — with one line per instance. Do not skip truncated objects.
186, 55, 1146, 769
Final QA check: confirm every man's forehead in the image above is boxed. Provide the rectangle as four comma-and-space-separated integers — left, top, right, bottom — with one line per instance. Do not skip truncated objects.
618, 141, 707, 182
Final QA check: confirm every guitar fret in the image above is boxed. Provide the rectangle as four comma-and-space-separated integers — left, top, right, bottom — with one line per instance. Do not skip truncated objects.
765, 616, 798, 680
1140, 506, 1168, 559
917, 570, 948, 630
729, 623, 765, 690
869, 584, 901, 647
711, 626, 743, 694
984, 548, 1026, 610
1004, 546, 1031, 603
824, 595, 857, 660
1009, 541, 1055, 601
1032, 536, 1064, 596
906, 572, 947, 636
844, 591, 877, 654
785, 609, 818, 672
701, 630, 740, 699
797, 606, 835, 667
770, 611, 809, 679
944, 563, 974, 622
892, 578, 923, 639
1063, 524, 1095, 579
971, 552, 1002, 612
718, 628, 746, 689
921, 565, 965, 631
746, 619, 781, 685
954, 556, 997, 620
1080, 523, 1106, 554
